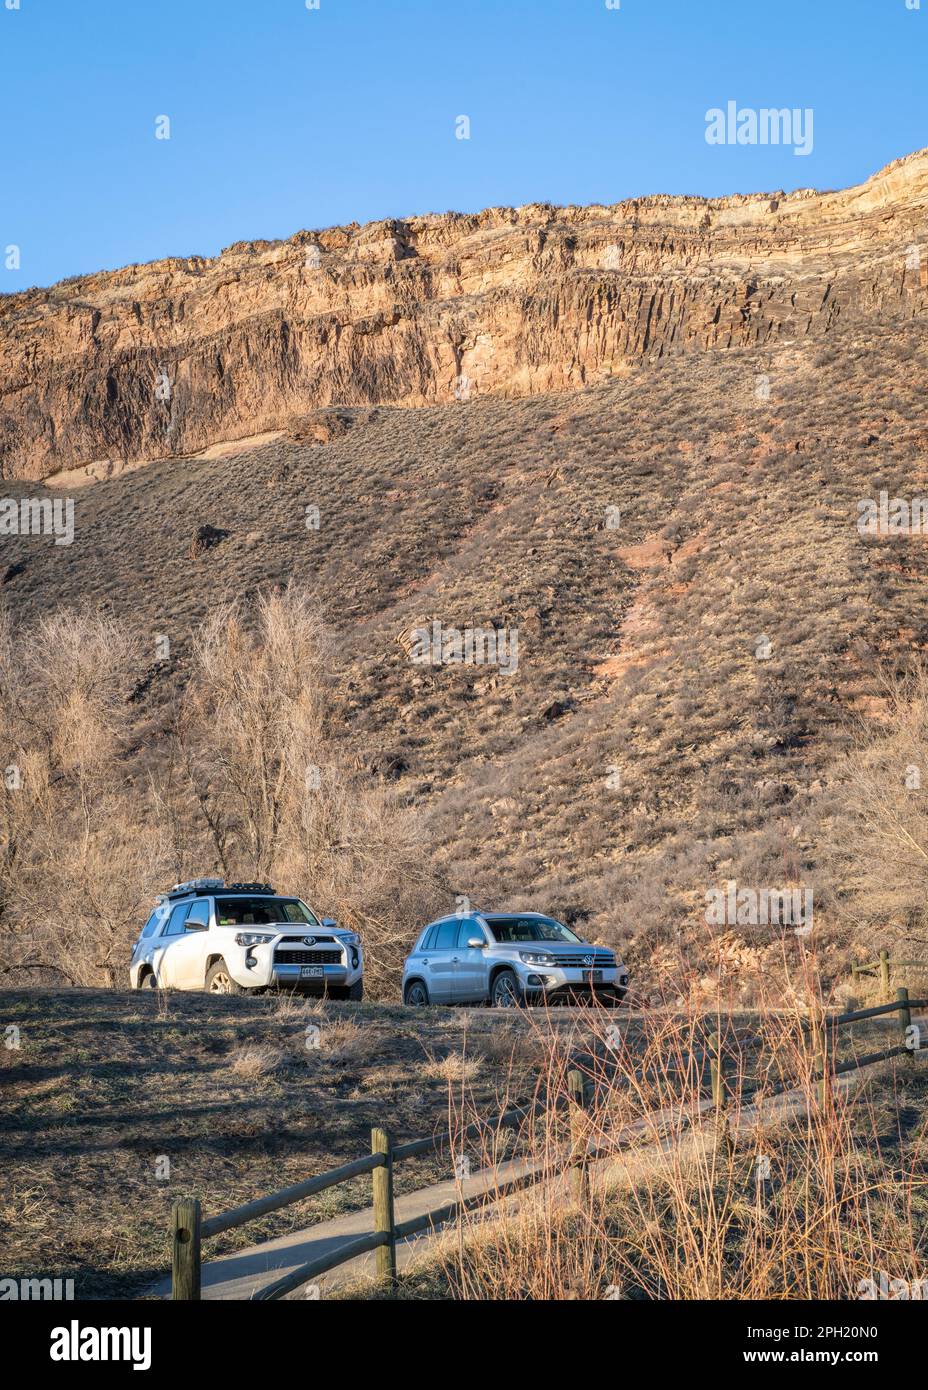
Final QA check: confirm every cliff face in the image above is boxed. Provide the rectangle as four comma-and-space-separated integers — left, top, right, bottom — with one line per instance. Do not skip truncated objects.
3, 149, 928, 482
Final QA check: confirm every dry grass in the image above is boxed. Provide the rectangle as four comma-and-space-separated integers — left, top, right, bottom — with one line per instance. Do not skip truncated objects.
472, 1020, 541, 1069
840, 661, 928, 956
350, 982, 928, 1301
313, 1017, 376, 1066
5, 978, 926, 1302
421, 1051, 484, 1084
230, 1044, 285, 1078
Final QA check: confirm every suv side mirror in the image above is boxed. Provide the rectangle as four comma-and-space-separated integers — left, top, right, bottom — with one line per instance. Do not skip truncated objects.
185, 920, 208, 932
467, 936, 486, 949
321, 917, 337, 928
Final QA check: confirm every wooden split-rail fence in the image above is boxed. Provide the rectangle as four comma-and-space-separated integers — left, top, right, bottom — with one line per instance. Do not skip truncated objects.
851, 948, 928, 997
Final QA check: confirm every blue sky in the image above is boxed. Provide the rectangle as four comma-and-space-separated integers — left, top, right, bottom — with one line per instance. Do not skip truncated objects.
1, 0, 926, 291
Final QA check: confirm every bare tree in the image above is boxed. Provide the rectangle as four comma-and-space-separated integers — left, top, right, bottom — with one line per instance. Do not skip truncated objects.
180, 586, 330, 879
178, 586, 443, 995
0, 590, 441, 996
0, 606, 168, 986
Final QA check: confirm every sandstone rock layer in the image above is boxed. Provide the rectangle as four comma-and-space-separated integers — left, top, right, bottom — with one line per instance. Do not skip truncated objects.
3, 149, 928, 481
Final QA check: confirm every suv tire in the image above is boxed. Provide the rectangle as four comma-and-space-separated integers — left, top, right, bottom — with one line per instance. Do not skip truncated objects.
404, 980, 430, 1006
140, 970, 159, 990
206, 959, 247, 995
330, 980, 364, 1001
490, 969, 523, 1008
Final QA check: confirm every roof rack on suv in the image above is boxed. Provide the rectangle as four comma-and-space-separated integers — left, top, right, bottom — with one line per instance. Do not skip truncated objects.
164, 878, 224, 901
161, 879, 276, 901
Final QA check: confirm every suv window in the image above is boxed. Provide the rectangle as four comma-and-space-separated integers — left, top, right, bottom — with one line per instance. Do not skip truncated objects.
163, 902, 190, 936
434, 920, 458, 950
457, 920, 483, 947
214, 897, 319, 927
420, 925, 438, 951
185, 900, 210, 929
485, 915, 582, 944
140, 910, 164, 939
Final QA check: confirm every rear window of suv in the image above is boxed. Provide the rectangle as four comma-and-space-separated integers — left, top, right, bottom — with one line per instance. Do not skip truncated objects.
140, 909, 166, 938
433, 920, 459, 949
215, 897, 319, 926
485, 916, 581, 944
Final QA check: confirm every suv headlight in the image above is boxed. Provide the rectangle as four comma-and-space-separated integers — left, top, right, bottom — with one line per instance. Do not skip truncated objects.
235, 932, 274, 947
338, 932, 361, 947
519, 950, 556, 966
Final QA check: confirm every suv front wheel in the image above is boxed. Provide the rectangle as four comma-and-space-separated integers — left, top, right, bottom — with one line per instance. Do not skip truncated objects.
490, 969, 523, 1008
206, 959, 247, 995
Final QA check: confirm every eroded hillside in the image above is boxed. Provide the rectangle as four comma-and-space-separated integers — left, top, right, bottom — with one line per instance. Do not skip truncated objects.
3, 310, 927, 995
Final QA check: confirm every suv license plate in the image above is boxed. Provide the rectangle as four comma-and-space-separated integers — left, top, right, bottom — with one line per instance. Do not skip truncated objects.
301, 966, 324, 979
588, 970, 603, 983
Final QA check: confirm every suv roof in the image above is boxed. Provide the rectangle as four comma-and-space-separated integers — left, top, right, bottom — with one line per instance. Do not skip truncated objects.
421, 910, 551, 931
160, 879, 276, 903
437, 911, 551, 924
482, 911, 548, 920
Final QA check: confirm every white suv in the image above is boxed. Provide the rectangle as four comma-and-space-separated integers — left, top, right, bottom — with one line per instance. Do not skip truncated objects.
129, 880, 363, 999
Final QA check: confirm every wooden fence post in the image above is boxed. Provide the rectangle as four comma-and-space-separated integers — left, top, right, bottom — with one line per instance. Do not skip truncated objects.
897, 986, 913, 1058
880, 949, 891, 999
171, 1197, 201, 1301
371, 1126, 397, 1287
568, 1068, 588, 1202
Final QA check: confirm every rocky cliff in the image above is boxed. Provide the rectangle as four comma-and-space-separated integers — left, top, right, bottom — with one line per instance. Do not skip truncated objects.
3, 149, 927, 482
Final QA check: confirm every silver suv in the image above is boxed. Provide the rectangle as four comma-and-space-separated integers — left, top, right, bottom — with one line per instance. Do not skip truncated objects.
129, 879, 363, 998
402, 911, 628, 1008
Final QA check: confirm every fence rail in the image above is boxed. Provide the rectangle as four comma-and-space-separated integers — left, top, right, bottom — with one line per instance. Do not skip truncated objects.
709, 989, 924, 1118
170, 1090, 552, 1300
852, 948, 928, 995
169, 992, 927, 1300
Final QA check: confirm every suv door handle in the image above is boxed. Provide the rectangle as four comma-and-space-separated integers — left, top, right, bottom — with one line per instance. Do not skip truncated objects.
451, 956, 460, 963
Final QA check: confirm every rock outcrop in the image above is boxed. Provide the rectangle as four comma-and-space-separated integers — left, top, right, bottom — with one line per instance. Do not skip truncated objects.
3, 149, 928, 481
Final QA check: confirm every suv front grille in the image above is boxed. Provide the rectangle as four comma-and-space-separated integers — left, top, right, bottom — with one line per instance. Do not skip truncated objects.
278, 935, 337, 944
274, 948, 343, 966
551, 952, 616, 968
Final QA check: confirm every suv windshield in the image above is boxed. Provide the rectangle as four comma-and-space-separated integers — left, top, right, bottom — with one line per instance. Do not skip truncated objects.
485, 915, 582, 944
215, 897, 319, 927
